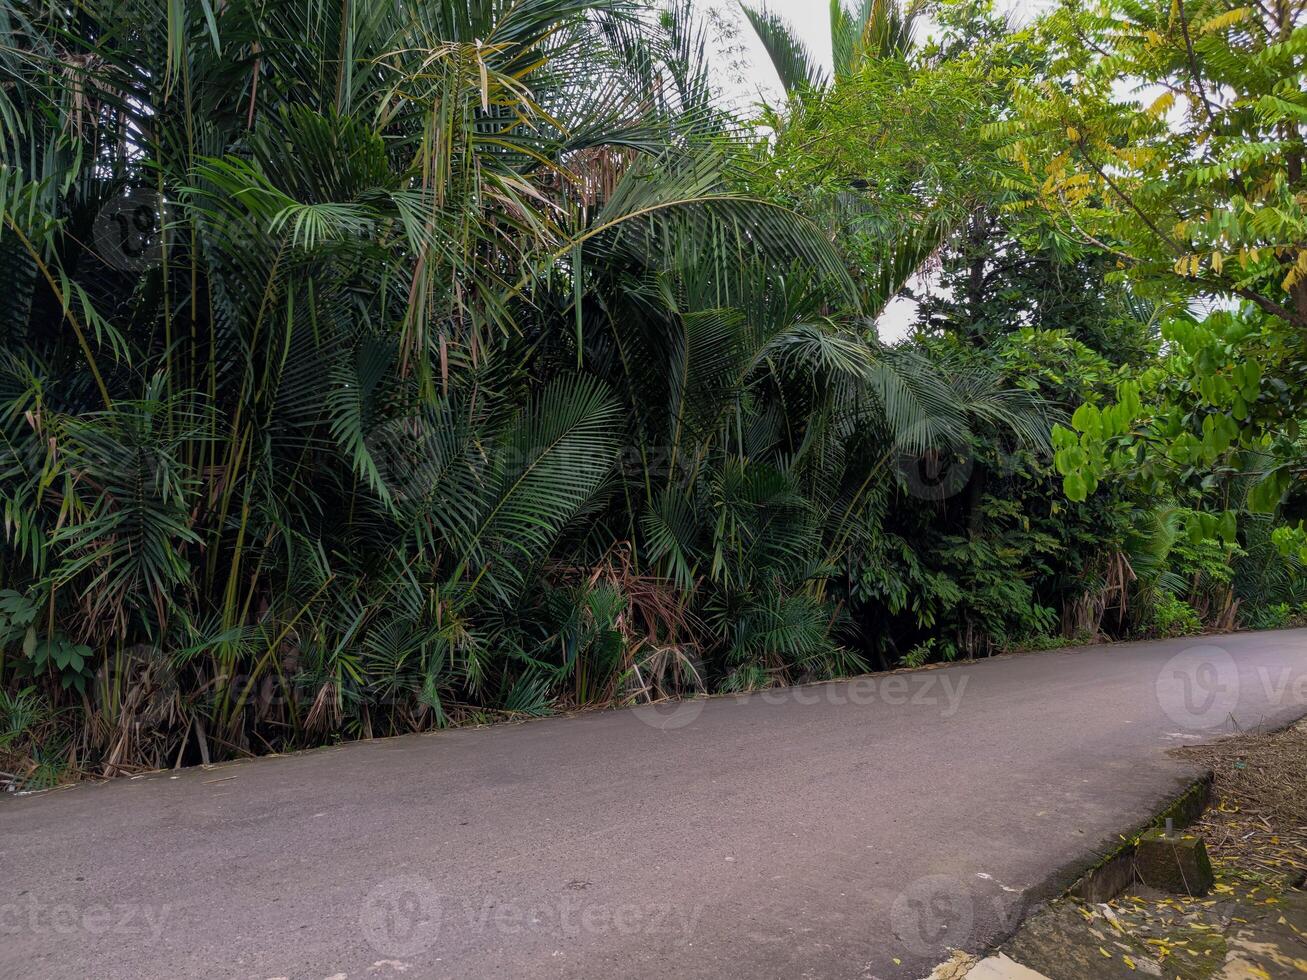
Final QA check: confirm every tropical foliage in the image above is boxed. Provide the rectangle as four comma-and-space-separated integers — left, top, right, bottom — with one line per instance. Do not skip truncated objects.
1, 0, 1303, 787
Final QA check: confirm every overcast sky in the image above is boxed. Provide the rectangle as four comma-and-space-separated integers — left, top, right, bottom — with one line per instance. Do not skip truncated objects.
704, 0, 1053, 340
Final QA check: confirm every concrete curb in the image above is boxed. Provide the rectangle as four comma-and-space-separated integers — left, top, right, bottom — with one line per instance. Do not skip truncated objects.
1065, 770, 1214, 902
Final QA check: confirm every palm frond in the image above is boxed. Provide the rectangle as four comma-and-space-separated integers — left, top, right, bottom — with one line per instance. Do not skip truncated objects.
740, 4, 829, 94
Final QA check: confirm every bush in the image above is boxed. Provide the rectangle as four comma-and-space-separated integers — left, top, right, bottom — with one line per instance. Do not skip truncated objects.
1240, 602, 1307, 632
1146, 593, 1203, 639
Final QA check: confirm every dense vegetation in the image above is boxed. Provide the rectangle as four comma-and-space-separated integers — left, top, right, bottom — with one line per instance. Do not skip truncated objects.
2, 0, 1304, 786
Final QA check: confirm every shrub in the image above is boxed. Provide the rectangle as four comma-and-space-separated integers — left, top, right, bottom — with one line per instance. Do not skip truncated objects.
1147, 593, 1203, 639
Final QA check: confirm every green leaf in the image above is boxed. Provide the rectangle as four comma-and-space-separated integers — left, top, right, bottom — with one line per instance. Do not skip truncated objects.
1063, 472, 1088, 501
1071, 403, 1103, 438
1218, 511, 1238, 545
1248, 467, 1289, 514
1051, 423, 1077, 450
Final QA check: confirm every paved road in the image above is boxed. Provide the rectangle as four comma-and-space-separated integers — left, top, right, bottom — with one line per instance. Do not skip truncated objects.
4, 631, 1307, 980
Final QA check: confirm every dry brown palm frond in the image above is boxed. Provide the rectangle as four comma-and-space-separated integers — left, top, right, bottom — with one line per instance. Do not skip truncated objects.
1192, 583, 1239, 633
626, 641, 705, 703
89, 645, 184, 778
1062, 548, 1136, 640
554, 146, 641, 209
545, 542, 707, 707
304, 680, 342, 732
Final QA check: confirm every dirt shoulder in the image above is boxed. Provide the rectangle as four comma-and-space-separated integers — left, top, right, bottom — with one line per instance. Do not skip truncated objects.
960, 720, 1307, 979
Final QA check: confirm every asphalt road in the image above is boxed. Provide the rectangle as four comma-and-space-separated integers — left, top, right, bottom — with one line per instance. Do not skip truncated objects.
4, 630, 1307, 980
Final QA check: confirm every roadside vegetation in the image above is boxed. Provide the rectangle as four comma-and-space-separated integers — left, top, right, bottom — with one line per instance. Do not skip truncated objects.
2, 0, 1306, 786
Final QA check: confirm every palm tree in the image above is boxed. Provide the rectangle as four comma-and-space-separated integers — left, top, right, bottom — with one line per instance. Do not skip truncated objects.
740, 0, 962, 328
0, 0, 1048, 783
741, 0, 920, 96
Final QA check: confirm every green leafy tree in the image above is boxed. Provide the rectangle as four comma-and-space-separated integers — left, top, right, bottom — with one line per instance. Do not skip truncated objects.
993, 0, 1307, 551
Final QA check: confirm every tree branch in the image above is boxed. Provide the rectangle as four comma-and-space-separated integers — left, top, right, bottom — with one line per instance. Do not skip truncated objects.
1229, 285, 1299, 326
1075, 139, 1185, 257
1175, 0, 1222, 128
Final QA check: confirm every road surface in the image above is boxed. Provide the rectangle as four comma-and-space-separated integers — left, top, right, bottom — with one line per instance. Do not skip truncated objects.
4, 630, 1307, 980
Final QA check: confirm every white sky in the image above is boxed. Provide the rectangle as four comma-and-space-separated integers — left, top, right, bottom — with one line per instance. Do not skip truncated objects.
706, 0, 1054, 340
